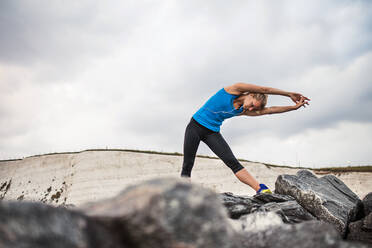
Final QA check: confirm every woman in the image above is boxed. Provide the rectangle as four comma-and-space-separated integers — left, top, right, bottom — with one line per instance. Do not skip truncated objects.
181, 82, 310, 194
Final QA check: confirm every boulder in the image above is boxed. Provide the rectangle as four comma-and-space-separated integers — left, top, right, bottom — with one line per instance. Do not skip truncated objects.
362, 193, 372, 216
219, 192, 261, 219
83, 178, 239, 248
220, 192, 315, 224
0, 201, 121, 248
275, 170, 361, 236
257, 200, 316, 224
363, 213, 372, 230
253, 193, 295, 203
236, 211, 283, 233
240, 220, 369, 248
347, 213, 372, 244
346, 192, 372, 245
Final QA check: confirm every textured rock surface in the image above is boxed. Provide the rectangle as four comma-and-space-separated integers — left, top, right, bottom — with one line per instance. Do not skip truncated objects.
219, 192, 261, 219
235, 211, 283, 232
240, 220, 368, 248
0, 201, 120, 248
220, 192, 315, 224
345, 192, 372, 245
362, 193, 372, 216
257, 200, 316, 224
83, 178, 239, 248
253, 193, 295, 203
275, 170, 361, 236
347, 214, 372, 244
363, 213, 372, 230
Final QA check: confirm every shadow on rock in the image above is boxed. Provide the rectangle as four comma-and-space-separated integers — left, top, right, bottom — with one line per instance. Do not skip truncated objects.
0, 201, 121, 248
82, 178, 240, 248
240, 220, 369, 248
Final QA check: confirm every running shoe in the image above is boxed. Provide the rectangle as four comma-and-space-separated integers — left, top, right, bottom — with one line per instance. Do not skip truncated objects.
256, 183, 272, 194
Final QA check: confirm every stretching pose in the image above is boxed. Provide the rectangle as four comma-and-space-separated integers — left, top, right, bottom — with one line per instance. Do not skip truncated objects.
181, 83, 310, 194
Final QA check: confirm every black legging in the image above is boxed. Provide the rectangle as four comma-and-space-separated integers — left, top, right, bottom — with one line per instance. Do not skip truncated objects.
181, 117, 244, 177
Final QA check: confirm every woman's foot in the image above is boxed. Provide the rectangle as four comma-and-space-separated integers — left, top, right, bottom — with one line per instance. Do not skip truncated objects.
256, 184, 272, 194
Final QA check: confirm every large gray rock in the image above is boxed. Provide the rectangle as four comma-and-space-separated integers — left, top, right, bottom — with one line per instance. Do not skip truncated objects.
220, 192, 315, 224
83, 178, 239, 248
257, 200, 316, 224
362, 193, 372, 216
0, 201, 121, 248
253, 193, 295, 203
275, 170, 361, 236
235, 211, 283, 233
347, 213, 372, 244
363, 213, 372, 230
240, 220, 368, 248
345, 192, 372, 245
219, 192, 261, 219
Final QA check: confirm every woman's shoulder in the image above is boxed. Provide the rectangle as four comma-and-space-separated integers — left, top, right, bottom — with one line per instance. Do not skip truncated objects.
223, 85, 241, 96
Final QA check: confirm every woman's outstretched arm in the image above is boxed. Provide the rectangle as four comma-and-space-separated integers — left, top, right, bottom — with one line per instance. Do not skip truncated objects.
243, 96, 309, 116
225, 83, 310, 103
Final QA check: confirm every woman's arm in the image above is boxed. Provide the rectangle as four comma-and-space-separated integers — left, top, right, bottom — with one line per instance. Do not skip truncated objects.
226, 83, 291, 96
225, 83, 310, 103
242, 96, 308, 116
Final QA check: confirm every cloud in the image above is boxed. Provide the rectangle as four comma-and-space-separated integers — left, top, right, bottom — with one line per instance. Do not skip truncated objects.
0, 0, 160, 82
225, 51, 372, 138
230, 121, 372, 167
0, 1, 371, 167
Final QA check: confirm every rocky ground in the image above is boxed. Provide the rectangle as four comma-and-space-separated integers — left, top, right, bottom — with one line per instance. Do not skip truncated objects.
0, 169, 371, 248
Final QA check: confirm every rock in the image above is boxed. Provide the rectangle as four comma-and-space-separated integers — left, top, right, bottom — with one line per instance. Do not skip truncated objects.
362, 193, 372, 216
275, 170, 361, 236
241, 220, 369, 248
0, 200, 121, 248
351, 200, 366, 223
83, 177, 239, 248
363, 213, 372, 231
257, 200, 316, 224
219, 192, 261, 219
220, 192, 315, 224
2, 175, 369, 248
253, 193, 295, 203
237, 211, 283, 233
346, 192, 372, 245
347, 214, 372, 244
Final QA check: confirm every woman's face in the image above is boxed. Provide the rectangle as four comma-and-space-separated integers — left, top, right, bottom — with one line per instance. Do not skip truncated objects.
243, 95, 263, 111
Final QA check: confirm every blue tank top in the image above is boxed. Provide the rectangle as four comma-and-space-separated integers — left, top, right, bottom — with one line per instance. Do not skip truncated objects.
192, 88, 244, 132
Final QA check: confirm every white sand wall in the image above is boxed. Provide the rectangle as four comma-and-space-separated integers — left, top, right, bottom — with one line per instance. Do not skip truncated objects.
0, 150, 371, 206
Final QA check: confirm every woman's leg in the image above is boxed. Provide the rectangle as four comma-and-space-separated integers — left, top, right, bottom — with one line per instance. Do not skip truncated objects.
181, 120, 201, 178
203, 132, 260, 191
234, 169, 260, 191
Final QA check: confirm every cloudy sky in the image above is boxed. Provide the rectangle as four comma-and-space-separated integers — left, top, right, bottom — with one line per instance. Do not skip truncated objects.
1, 0, 372, 168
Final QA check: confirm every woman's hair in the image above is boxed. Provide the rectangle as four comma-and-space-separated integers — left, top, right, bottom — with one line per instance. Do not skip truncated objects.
249, 93, 268, 109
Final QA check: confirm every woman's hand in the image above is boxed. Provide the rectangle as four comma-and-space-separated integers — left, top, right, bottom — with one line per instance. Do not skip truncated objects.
289, 92, 310, 104
293, 96, 310, 110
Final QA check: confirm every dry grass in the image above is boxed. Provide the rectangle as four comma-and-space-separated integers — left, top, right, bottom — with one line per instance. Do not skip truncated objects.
313, 166, 372, 173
